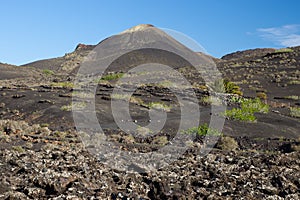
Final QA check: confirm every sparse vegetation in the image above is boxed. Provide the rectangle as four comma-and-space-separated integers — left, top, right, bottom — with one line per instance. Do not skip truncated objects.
193, 84, 208, 91
12, 145, 25, 153
213, 79, 243, 96
151, 136, 169, 146
101, 73, 124, 81
0, 131, 9, 142
42, 69, 54, 76
224, 79, 243, 96
288, 80, 300, 85
290, 107, 300, 118
156, 80, 174, 88
217, 136, 239, 151
111, 93, 130, 100
129, 96, 144, 105
283, 96, 300, 100
40, 123, 49, 128
256, 92, 267, 100
228, 95, 244, 104
111, 94, 145, 105
147, 102, 172, 112
61, 102, 87, 111
225, 98, 269, 122
183, 123, 222, 136
53, 131, 67, 138
201, 96, 222, 105
72, 91, 94, 98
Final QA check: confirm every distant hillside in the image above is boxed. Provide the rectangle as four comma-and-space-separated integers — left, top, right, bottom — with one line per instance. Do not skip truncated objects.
22, 44, 96, 72
221, 48, 276, 60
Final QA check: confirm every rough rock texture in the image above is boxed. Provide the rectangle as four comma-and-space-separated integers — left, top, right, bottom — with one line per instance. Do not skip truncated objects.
0, 120, 299, 199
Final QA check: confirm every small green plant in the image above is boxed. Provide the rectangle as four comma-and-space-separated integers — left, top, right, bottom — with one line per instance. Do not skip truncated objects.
121, 134, 135, 144
193, 84, 208, 91
151, 136, 169, 146
40, 123, 49, 128
224, 79, 243, 96
42, 69, 54, 76
225, 98, 269, 122
213, 79, 225, 93
147, 102, 172, 112
229, 95, 244, 104
0, 132, 9, 142
53, 131, 67, 138
288, 80, 300, 85
217, 136, 239, 151
283, 96, 300, 100
201, 96, 222, 105
101, 73, 124, 81
51, 82, 74, 88
184, 123, 222, 136
290, 107, 300, 118
157, 80, 173, 88
111, 93, 131, 100
12, 145, 25, 153
256, 92, 267, 100
61, 105, 71, 111
61, 102, 87, 111
226, 108, 256, 122
213, 79, 243, 96
111, 94, 144, 105
129, 96, 144, 105
72, 91, 94, 98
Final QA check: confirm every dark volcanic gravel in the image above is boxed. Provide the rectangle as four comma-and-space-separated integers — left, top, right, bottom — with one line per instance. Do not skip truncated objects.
0, 120, 299, 199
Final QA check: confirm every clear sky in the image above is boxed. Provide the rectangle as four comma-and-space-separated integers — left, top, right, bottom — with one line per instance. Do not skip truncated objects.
1, 0, 300, 65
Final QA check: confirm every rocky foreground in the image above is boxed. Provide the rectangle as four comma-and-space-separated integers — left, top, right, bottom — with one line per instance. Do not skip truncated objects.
0, 120, 299, 199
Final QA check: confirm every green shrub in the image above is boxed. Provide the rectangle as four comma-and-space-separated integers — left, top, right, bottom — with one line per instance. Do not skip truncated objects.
224, 79, 243, 96
201, 96, 222, 105
184, 123, 222, 136
290, 107, 300, 118
225, 98, 269, 122
242, 98, 269, 114
111, 94, 144, 105
61, 102, 87, 111
12, 146, 25, 153
151, 136, 169, 146
147, 102, 171, 112
213, 79, 225, 93
101, 73, 124, 81
288, 80, 300, 85
225, 108, 256, 122
40, 123, 49, 128
72, 91, 94, 98
213, 79, 243, 96
42, 69, 54, 76
111, 93, 131, 100
217, 136, 239, 151
256, 92, 267, 100
53, 131, 67, 138
283, 96, 300, 100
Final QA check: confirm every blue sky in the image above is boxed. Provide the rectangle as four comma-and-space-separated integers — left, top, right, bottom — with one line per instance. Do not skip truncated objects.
1, 0, 300, 65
